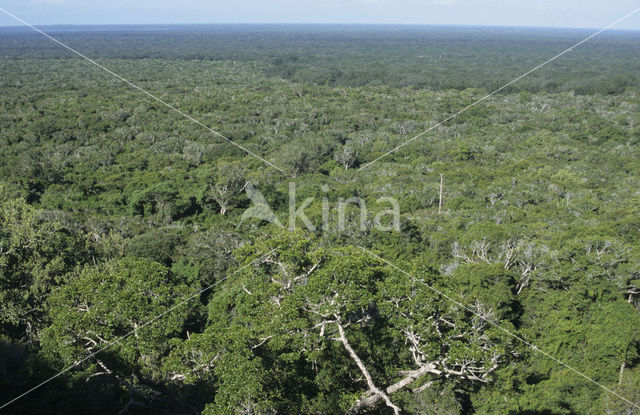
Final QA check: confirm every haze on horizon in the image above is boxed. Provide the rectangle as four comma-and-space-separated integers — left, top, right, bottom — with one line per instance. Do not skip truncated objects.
0, 0, 639, 31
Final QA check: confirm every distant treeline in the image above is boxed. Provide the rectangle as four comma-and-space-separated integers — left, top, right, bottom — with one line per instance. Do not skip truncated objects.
1, 24, 639, 94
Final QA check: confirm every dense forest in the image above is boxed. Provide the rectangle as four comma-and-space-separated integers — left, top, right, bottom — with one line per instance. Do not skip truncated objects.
1, 25, 640, 414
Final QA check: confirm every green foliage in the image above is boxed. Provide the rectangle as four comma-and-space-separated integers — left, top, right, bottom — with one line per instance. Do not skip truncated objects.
125, 229, 183, 266
163, 232, 522, 413
1, 25, 640, 415
0, 198, 82, 341
35, 257, 194, 413
41, 258, 191, 373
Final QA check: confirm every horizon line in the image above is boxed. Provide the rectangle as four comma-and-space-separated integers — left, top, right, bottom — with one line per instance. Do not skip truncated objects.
0, 22, 639, 33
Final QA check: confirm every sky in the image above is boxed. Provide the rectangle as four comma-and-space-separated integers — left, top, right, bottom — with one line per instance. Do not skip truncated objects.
0, 0, 639, 30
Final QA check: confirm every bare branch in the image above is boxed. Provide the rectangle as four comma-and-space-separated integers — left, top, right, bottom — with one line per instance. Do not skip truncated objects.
335, 321, 400, 415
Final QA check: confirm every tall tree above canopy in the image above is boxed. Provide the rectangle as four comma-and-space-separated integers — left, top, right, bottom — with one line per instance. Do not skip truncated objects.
165, 232, 521, 414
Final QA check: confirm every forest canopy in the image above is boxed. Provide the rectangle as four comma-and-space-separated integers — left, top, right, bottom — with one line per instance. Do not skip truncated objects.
0, 24, 640, 415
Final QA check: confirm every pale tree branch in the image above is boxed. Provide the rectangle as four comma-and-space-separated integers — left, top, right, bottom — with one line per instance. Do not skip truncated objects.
349, 363, 438, 413
335, 321, 401, 415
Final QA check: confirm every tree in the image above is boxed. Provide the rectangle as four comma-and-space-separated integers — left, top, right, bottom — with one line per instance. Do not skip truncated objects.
166, 232, 519, 413
176, 228, 241, 287
0, 198, 81, 342
207, 162, 247, 215
334, 142, 359, 170
125, 229, 183, 266
129, 181, 180, 223
40, 257, 193, 413
598, 368, 640, 415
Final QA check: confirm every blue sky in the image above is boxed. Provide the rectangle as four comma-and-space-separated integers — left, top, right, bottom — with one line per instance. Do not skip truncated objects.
0, 0, 639, 30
